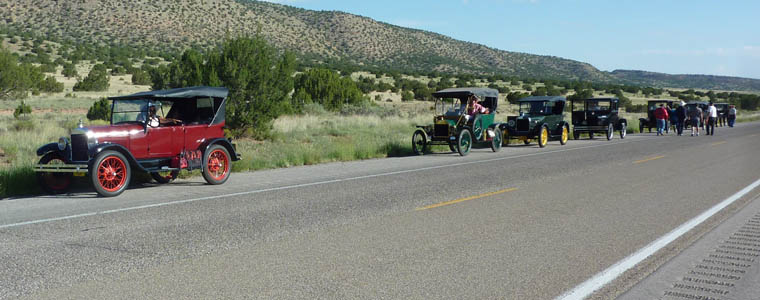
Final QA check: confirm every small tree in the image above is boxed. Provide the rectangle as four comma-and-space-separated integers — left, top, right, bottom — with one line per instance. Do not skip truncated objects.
87, 98, 111, 121
401, 90, 414, 101
131, 68, 152, 85
39, 76, 64, 93
73, 63, 110, 91
13, 100, 32, 119
62, 63, 78, 78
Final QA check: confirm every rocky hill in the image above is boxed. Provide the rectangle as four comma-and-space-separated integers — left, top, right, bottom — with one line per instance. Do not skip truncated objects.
2, 0, 759, 91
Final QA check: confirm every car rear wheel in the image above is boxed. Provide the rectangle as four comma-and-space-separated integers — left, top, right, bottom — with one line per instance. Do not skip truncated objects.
606, 123, 614, 140
538, 125, 549, 148
91, 150, 131, 197
560, 125, 569, 145
412, 129, 427, 155
457, 129, 472, 156
619, 122, 627, 139
151, 170, 179, 184
523, 139, 531, 145
203, 145, 231, 185
589, 132, 595, 139
573, 130, 580, 140
448, 143, 456, 153
36, 152, 73, 194
490, 128, 502, 152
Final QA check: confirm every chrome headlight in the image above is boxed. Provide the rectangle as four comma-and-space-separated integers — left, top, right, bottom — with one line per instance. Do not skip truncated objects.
57, 137, 69, 151
508, 120, 515, 127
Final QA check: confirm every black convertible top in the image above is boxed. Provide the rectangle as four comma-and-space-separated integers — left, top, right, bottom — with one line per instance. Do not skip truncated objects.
518, 96, 566, 102
432, 87, 499, 99
109, 86, 229, 100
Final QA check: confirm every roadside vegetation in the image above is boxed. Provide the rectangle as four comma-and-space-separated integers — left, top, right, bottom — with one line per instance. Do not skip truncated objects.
2, 33, 760, 198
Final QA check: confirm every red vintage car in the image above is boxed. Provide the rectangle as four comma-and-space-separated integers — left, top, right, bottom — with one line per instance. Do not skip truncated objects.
34, 86, 241, 197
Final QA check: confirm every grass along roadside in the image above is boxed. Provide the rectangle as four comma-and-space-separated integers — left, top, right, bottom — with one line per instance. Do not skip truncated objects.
0, 102, 756, 198
0, 103, 430, 198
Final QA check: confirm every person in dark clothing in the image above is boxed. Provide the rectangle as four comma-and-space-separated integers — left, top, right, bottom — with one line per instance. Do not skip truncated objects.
675, 102, 687, 136
669, 105, 678, 133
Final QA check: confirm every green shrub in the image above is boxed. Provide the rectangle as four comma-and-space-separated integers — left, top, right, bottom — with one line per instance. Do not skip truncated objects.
73, 63, 110, 91
131, 68, 151, 85
39, 76, 63, 93
62, 63, 78, 78
87, 98, 111, 121
401, 90, 413, 101
13, 100, 31, 119
293, 68, 364, 111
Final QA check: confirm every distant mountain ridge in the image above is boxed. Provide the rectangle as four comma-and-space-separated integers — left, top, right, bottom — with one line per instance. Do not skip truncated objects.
610, 70, 760, 92
2, 0, 759, 91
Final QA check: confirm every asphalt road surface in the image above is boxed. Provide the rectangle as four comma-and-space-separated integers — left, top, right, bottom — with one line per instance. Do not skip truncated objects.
2, 122, 759, 299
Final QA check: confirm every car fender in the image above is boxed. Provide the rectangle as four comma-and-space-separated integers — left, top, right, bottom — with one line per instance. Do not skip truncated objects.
617, 118, 628, 130
638, 117, 648, 124
36, 142, 60, 156
201, 138, 241, 161
88, 143, 146, 172
555, 121, 569, 135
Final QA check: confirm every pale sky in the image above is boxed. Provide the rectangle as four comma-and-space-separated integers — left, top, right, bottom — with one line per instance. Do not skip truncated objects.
262, 0, 760, 79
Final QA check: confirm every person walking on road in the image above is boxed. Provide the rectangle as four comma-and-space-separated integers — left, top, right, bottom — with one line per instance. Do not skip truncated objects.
689, 105, 703, 136
728, 105, 737, 127
706, 102, 717, 136
669, 104, 678, 133
654, 103, 669, 136
675, 102, 687, 136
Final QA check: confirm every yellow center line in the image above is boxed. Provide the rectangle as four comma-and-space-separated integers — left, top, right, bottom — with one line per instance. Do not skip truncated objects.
633, 155, 666, 164
416, 188, 518, 211
711, 141, 727, 146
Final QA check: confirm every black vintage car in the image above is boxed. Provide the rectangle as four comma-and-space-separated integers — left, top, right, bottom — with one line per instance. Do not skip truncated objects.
685, 101, 709, 129
571, 98, 627, 140
499, 96, 569, 148
639, 100, 673, 133
714, 103, 729, 127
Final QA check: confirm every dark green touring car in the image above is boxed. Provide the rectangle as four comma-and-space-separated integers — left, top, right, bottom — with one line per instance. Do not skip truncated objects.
499, 96, 569, 148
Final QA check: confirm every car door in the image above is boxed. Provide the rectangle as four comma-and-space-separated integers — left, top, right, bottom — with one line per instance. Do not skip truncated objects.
147, 125, 180, 158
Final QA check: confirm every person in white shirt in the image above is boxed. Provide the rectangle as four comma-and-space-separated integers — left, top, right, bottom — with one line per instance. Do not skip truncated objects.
706, 102, 718, 135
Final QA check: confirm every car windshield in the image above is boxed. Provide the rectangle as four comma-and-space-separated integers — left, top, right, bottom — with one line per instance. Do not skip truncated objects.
586, 100, 610, 111
649, 102, 667, 110
519, 101, 551, 115
436, 98, 463, 116
112, 99, 152, 124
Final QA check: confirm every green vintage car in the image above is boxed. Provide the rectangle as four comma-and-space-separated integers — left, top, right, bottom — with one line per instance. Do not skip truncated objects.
499, 96, 569, 148
412, 87, 502, 156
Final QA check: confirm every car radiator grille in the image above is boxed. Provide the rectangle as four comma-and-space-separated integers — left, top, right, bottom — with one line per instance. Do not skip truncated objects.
516, 119, 530, 131
434, 124, 449, 136
71, 134, 88, 161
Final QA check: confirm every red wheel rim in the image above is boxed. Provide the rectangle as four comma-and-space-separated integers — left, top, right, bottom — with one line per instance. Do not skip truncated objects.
207, 149, 229, 181
44, 157, 71, 190
97, 156, 127, 192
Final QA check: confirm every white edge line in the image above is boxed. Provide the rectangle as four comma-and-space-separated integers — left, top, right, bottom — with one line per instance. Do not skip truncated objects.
1, 137, 654, 230
556, 177, 760, 300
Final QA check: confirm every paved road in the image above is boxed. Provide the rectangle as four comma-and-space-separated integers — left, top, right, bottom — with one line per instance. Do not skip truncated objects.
1, 122, 759, 299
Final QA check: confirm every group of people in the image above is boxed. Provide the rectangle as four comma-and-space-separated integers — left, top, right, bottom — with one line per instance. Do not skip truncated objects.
653, 101, 737, 137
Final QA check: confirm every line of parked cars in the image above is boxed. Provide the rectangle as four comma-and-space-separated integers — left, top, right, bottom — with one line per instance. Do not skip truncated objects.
32, 86, 733, 197
412, 87, 629, 157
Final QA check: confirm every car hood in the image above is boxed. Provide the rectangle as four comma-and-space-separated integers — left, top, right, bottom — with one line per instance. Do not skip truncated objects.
72, 123, 144, 140
519, 114, 544, 121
